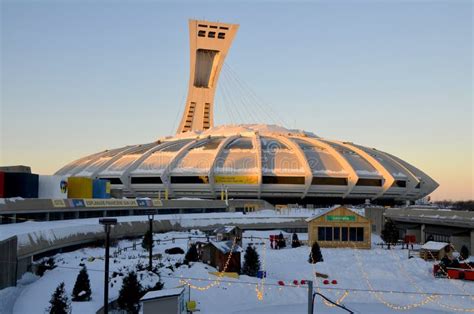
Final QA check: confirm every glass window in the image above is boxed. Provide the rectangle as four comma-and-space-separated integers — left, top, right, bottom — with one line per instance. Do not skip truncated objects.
334, 227, 340, 241
341, 227, 348, 241
325, 227, 333, 241
357, 228, 364, 242
318, 227, 325, 241
349, 228, 357, 241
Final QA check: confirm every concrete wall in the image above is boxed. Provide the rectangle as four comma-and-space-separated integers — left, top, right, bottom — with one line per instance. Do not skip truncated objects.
451, 235, 471, 253
0, 236, 17, 289
364, 207, 386, 235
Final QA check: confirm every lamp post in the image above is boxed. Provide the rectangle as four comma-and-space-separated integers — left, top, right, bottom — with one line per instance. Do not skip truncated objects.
99, 218, 117, 314
146, 210, 156, 271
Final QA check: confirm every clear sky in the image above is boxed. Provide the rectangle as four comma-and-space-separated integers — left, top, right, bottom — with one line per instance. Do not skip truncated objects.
1, 1, 472, 201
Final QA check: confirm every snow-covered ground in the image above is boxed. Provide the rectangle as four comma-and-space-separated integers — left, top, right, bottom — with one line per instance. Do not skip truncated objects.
3, 230, 474, 314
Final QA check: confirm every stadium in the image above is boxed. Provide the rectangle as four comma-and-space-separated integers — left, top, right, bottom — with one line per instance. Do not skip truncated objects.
56, 20, 438, 205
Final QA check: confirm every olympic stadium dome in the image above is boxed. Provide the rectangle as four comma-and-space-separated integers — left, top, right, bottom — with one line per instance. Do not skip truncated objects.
56, 20, 438, 204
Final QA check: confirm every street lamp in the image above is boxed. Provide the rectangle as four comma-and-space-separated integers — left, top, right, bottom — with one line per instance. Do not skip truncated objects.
99, 218, 117, 314
146, 210, 156, 271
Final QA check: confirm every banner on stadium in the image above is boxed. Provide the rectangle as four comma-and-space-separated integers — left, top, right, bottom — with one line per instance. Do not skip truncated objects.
214, 175, 258, 184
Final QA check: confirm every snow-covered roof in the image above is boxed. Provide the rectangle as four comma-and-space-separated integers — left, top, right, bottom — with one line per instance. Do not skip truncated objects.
421, 241, 450, 251
210, 240, 242, 254
305, 205, 365, 222
214, 225, 237, 234
141, 287, 184, 301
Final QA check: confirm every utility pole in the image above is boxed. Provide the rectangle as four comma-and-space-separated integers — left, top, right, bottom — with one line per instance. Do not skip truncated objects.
99, 218, 117, 314
146, 210, 155, 271
308, 280, 313, 314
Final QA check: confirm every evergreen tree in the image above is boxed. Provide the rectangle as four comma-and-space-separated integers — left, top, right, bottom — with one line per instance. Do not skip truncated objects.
460, 245, 470, 260
308, 242, 323, 264
184, 243, 199, 263
278, 232, 286, 248
72, 266, 92, 301
291, 233, 301, 248
46, 282, 71, 314
242, 245, 261, 277
381, 220, 399, 249
141, 229, 154, 251
118, 271, 143, 314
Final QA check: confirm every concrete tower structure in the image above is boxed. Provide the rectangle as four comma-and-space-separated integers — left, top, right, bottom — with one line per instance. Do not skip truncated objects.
177, 19, 239, 134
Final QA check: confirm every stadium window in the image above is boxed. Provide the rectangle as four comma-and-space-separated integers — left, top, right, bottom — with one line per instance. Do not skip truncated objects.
356, 178, 383, 186
170, 176, 209, 184
100, 177, 122, 184
334, 227, 340, 241
220, 26, 229, 30
209, 25, 218, 29
391, 180, 407, 188
356, 227, 364, 242
311, 177, 348, 186
318, 227, 325, 241
218, 32, 225, 39
208, 31, 216, 38
131, 177, 162, 184
415, 182, 421, 189
262, 176, 305, 185
198, 30, 206, 37
198, 24, 208, 28
349, 228, 357, 241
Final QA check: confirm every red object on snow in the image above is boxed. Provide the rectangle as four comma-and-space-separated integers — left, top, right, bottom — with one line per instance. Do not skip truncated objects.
447, 269, 461, 279
300, 280, 307, 285
331, 280, 338, 285
278, 281, 285, 286
464, 270, 474, 281
323, 280, 330, 285
433, 264, 440, 276
293, 280, 299, 285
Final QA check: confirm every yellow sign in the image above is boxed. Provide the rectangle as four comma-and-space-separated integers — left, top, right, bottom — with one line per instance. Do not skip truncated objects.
214, 175, 258, 184
209, 272, 239, 279
84, 199, 138, 208
52, 199, 66, 208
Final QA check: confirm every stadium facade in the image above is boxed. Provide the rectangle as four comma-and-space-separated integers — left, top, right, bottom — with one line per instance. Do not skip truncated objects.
56, 20, 438, 205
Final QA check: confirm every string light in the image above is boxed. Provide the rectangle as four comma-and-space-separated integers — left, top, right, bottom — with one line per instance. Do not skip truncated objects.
180, 237, 238, 291
255, 239, 267, 301
352, 243, 435, 311
309, 248, 349, 307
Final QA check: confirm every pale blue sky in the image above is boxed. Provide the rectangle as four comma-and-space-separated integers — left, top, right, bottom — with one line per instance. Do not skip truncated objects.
1, 1, 472, 200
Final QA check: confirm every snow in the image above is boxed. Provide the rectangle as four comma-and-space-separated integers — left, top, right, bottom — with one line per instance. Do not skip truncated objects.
421, 241, 449, 251
210, 240, 242, 254
141, 287, 184, 300
5, 229, 473, 314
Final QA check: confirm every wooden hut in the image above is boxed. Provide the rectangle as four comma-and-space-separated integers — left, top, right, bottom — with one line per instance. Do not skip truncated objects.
420, 241, 453, 261
306, 205, 371, 249
199, 240, 242, 273
214, 225, 242, 246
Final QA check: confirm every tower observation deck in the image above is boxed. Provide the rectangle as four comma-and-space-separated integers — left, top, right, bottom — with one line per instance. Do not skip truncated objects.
177, 20, 239, 134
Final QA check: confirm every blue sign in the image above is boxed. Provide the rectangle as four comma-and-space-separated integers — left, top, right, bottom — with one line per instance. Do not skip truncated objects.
72, 199, 85, 207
